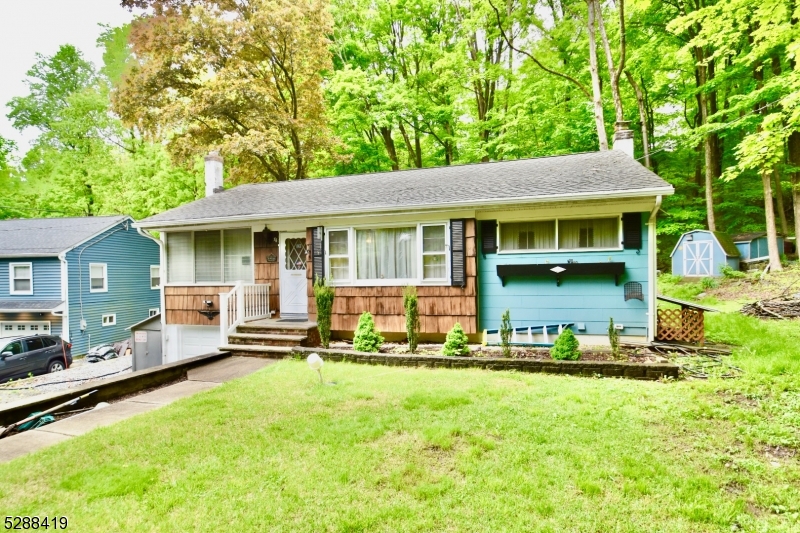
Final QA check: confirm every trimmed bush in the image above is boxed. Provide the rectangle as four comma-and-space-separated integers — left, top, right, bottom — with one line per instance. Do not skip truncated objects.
499, 309, 512, 358
443, 323, 470, 356
550, 328, 581, 361
353, 312, 384, 352
608, 317, 620, 360
313, 277, 335, 348
403, 285, 420, 354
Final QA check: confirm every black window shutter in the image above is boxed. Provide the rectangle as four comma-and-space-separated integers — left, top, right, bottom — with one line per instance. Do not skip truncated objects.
450, 219, 466, 287
311, 226, 325, 281
480, 220, 498, 254
622, 213, 642, 249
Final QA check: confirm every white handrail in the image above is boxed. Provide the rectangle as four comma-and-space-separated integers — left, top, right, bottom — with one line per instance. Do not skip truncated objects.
219, 282, 270, 345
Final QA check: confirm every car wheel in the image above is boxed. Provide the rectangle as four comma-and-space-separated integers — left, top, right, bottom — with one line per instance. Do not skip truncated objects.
48, 360, 66, 373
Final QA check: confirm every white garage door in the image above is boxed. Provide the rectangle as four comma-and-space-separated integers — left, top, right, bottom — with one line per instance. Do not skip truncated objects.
179, 326, 219, 359
1, 322, 51, 338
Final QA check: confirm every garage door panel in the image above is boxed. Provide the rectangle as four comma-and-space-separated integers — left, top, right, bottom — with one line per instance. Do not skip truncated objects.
1, 321, 51, 338
180, 326, 219, 358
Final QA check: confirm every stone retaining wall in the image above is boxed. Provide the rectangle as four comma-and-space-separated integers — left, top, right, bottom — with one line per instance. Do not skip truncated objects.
254, 346, 680, 381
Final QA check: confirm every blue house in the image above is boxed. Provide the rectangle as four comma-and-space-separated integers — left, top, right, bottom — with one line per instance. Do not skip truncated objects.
670, 230, 740, 277
732, 232, 785, 264
0, 216, 161, 355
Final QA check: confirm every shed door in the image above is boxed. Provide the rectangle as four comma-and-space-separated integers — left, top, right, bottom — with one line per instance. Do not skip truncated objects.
684, 241, 712, 276
279, 233, 309, 319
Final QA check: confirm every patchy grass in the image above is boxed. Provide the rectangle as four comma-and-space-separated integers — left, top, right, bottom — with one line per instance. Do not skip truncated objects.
0, 321, 799, 533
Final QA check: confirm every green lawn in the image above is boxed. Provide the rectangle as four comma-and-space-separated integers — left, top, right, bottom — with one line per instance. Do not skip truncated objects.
0, 314, 799, 532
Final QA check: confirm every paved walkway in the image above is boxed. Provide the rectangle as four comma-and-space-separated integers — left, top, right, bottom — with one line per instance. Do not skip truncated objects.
0, 357, 274, 463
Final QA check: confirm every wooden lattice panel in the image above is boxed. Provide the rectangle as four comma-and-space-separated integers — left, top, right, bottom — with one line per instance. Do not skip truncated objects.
656, 308, 705, 344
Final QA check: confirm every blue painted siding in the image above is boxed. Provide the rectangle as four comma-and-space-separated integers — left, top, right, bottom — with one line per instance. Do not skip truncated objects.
478, 213, 649, 337
65, 220, 160, 355
671, 231, 733, 277
735, 242, 750, 261
0, 312, 62, 338
752, 236, 783, 260
0, 258, 61, 300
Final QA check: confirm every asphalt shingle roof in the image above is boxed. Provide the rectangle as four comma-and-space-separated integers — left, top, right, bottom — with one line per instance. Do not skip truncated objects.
0, 216, 127, 256
0, 300, 63, 311
140, 151, 673, 226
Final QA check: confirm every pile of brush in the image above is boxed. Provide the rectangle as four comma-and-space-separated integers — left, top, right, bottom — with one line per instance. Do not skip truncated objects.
741, 297, 800, 319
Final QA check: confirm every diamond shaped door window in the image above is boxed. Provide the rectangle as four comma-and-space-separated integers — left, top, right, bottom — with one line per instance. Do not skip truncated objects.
285, 239, 308, 270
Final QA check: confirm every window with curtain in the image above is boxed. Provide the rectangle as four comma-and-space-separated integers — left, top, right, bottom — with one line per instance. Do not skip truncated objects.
500, 221, 556, 251
422, 224, 447, 279
194, 231, 222, 282
328, 230, 350, 280
223, 228, 252, 282
167, 232, 193, 283
356, 227, 417, 280
558, 218, 619, 249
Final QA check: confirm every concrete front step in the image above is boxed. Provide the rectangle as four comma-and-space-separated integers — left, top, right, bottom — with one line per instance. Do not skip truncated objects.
218, 344, 295, 358
236, 324, 312, 336
227, 332, 308, 347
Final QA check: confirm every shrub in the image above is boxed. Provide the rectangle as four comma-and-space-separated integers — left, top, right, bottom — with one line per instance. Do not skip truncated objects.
608, 317, 620, 360
313, 277, 335, 348
443, 323, 470, 356
403, 286, 420, 354
499, 309, 512, 358
550, 328, 581, 361
353, 312, 384, 352
720, 264, 746, 279
701, 276, 719, 290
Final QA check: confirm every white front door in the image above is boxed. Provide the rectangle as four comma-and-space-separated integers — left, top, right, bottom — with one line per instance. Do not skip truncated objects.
684, 241, 712, 276
280, 233, 309, 318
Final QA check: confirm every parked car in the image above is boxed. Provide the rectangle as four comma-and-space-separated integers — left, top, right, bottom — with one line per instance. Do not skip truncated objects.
0, 335, 72, 382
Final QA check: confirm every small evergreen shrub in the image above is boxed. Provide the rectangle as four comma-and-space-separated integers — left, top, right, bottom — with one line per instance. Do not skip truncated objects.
499, 309, 512, 358
720, 264, 746, 279
608, 317, 621, 360
353, 312, 384, 352
403, 285, 420, 354
443, 323, 470, 356
313, 277, 335, 348
550, 328, 581, 361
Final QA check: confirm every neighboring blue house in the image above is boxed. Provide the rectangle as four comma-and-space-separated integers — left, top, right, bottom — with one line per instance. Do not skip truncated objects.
0, 216, 161, 355
732, 232, 785, 263
670, 230, 740, 277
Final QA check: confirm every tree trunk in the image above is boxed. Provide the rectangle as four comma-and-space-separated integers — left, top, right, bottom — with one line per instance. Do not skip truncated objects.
586, 0, 609, 150
789, 131, 800, 243
625, 70, 650, 167
774, 169, 789, 236
695, 46, 716, 231
379, 126, 400, 171
398, 121, 421, 168
762, 169, 784, 271
596, 0, 625, 123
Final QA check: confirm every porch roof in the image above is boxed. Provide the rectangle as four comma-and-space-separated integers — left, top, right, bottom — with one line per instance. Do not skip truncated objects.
0, 300, 64, 313
137, 151, 673, 228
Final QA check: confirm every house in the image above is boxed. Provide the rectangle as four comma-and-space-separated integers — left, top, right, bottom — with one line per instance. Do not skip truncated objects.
670, 230, 740, 277
731, 232, 785, 264
0, 216, 161, 354
135, 131, 674, 361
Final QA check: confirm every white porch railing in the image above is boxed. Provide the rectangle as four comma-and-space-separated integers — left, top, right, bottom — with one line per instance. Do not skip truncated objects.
219, 282, 271, 345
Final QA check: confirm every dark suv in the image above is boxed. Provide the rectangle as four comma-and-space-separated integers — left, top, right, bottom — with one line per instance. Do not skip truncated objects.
0, 335, 73, 382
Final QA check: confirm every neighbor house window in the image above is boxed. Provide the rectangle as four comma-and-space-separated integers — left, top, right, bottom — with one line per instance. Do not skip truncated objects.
150, 266, 160, 289
498, 218, 620, 252
102, 314, 116, 326
89, 263, 108, 292
327, 230, 350, 281
9, 263, 33, 295
327, 223, 449, 284
500, 221, 556, 251
149, 308, 160, 317
166, 229, 253, 284
558, 218, 619, 249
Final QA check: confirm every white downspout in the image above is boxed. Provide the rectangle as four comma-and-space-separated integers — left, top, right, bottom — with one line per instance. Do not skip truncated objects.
137, 227, 167, 364
647, 195, 662, 342
57, 251, 69, 343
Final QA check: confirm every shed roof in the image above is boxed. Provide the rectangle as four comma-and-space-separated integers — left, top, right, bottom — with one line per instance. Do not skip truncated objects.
127, 313, 161, 331
657, 295, 719, 312
138, 150, 673, 228
669, 230, 740, 258
0, 216, 128, 257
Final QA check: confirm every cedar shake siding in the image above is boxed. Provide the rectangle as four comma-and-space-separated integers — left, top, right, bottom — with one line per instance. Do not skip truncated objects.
306, 219, 478, 336
254, 231, 280, 313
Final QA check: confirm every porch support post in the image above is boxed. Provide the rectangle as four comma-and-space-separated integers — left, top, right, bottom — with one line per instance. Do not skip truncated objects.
647, 195, 662, 342
220, 292, 229, 346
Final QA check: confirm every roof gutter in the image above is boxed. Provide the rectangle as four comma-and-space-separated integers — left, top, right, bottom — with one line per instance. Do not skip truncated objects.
133, 186, 675, 230
0, 253, 60, 259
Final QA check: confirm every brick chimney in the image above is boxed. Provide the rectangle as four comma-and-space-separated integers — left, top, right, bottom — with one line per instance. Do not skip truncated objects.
204, 151, 223, 197
612, 121, 634, 158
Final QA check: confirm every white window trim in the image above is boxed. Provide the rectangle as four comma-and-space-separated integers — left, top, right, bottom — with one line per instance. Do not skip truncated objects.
102, 313, 116, 326
150, 265, 161, 289
165, 229, 254, 286
497, 216, 623, 254
9, 262, 33, 295
89, 263, 108, 293
149, 308, 160, 317
325, 222, 451, 287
